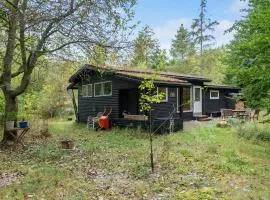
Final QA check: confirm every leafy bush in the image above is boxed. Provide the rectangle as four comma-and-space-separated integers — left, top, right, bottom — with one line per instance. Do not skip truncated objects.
256, 131, 270, 142
236, 123, 270, 142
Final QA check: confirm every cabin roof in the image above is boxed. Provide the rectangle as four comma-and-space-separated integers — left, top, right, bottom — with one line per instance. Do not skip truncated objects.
115, 71, 190, 85
204, 84, 241, 90
69, 64, 211, 86
67, 82, 78, 90
97, 65, 212, 82
68, 65, 241, 91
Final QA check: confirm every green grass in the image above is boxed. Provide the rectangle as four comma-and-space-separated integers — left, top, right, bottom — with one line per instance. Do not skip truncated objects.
236, 122, 270, 142
0, 121, 269, 199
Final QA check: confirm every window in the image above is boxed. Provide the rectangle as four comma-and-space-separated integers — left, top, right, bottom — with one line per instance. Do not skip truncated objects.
81, 84, 93, 97
194, 87, 201, 101
94, 81, 112, 97
183, 87, 192, 111
210, 90, 219, 99
94, 83, 102, 96
157, 87, 168, 102
104, 82, 112, 95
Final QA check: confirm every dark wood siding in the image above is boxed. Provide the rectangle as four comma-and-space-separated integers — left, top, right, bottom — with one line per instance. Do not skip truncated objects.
183, 112, 194, 121
203, 88, 240, 115
76, 72, 184, 132
151, 87, 178, 118
150, 87, 183, 131
78, 73, 138, 122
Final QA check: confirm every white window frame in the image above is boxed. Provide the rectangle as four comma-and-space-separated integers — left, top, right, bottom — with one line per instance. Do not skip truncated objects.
183, 87, 193, 112
81, 84, 93, 97
210, 90, 219, 100
94, 81, 112, 97
157, 87, 168, 102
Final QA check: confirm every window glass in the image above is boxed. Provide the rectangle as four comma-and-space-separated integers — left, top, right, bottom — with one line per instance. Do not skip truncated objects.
194, 88, 201, 101
183, 87, 191, 111
82, 85, 88, 97
158, 87, 168, 102
104, 82, 112, 95
95, 83, 102, 96
210, 90, 219, 99
94, 82, 112, 96
87, 84, 93, 97
81, 84, 92, 97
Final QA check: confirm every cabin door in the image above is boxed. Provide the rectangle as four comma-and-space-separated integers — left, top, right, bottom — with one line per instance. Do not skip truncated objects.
193, 86, 202, 115
119, 89, 139, 117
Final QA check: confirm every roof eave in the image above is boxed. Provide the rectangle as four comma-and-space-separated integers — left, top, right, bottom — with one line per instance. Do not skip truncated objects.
67, 82, 79, 90
114, 74, 191, 87
205, 85, 241, 90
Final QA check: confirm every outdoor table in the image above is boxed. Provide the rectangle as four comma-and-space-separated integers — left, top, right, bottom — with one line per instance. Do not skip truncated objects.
7, 127, 30, 147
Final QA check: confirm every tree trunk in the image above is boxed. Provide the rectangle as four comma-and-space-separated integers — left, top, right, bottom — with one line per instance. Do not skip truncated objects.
1, 94, 18, 143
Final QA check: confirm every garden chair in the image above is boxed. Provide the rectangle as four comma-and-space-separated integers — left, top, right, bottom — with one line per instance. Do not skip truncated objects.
87, 112, 103, 130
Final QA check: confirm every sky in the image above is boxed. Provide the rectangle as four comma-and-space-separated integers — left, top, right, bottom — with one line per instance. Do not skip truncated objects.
131, 0, 248, 52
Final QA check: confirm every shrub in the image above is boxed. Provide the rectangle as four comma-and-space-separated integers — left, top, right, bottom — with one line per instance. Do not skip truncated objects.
236, 123, 270, 142
256, 131, 270, 142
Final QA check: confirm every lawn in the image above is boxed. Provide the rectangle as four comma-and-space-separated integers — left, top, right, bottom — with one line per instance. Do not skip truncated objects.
0, 121, 269, 199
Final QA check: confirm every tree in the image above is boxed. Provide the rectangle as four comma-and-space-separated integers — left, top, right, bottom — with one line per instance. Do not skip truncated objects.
191, 0, 219, 72
166, 47, 228, 84
139, 75, 164, 172
226, 0, 270, 112
131, 25, 163, 68
88, 45, 107, 67
170, 24, 195, 61
0, 0, 136, 144
149, 48, 167, 70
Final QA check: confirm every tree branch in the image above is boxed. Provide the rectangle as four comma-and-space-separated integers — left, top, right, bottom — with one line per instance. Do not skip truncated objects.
11, 66, 24, 78
18, 0, 27, 69
4, 0, 18, 9
40, 40, 125, 55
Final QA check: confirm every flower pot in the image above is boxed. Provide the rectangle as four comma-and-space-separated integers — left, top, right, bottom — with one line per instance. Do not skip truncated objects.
5, 121, 15, 131
61, 140, 75, 149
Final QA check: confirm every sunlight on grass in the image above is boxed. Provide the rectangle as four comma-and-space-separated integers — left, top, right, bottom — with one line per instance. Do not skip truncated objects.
0, 121, 269, 199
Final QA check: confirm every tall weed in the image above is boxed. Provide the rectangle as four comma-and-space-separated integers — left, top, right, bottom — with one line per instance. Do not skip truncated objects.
236, 123, 270, 142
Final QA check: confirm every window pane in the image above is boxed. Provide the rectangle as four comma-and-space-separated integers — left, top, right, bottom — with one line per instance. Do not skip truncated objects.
104, 82, 112, 95
183, 87, 191, 111
158, 87, 167, 101
95, 83, 102, 96
82, 85, 87, 96
194, 88, 200, 101
88, 84, 93, 96
211, 91, 218, 98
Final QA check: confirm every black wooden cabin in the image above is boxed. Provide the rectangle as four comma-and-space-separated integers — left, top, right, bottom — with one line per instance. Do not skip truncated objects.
67, 65, 241, 132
